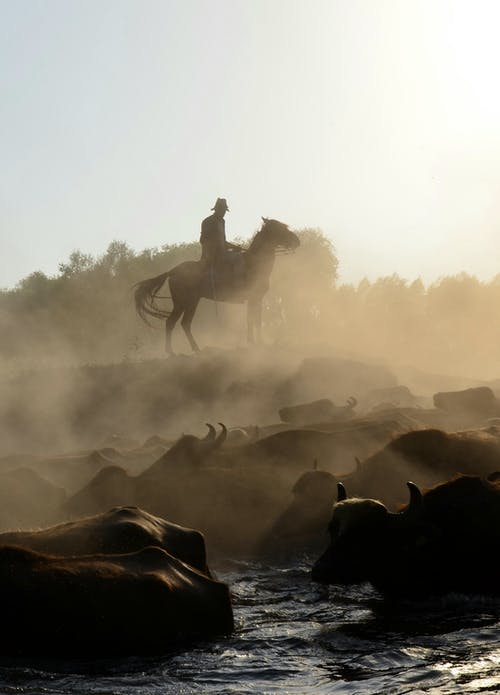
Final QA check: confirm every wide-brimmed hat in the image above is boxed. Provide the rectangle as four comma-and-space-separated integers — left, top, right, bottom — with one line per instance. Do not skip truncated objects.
211, 198, 229, 211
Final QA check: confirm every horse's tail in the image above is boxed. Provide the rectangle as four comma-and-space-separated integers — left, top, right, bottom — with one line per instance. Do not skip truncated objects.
134, 270, 172, 324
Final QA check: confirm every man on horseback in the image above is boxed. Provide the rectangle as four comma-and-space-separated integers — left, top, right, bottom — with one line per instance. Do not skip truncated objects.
200, 198, 243, 297
135, 216, 299, 353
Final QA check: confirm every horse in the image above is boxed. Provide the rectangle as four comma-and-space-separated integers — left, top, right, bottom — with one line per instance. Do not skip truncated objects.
134, 217, 300, 354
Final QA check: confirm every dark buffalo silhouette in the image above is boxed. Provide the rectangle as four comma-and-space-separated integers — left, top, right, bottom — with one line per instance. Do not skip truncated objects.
433, 386, 500, 420
345, 427, 500, 508
0, 506, 210, 574
263, 426, 500, 557
67, 423, 227, 516
259, 465, 337, 557
278, 397, 357, 425
0, 544, 233, 655
215, 415, 413, 474
312, 475, 500, 598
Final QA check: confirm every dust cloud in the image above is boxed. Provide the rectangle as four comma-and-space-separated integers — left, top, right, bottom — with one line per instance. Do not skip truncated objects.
0, 230, 499, 549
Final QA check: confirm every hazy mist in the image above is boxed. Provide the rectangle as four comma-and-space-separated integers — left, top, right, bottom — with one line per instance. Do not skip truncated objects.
1, 230, 498, 458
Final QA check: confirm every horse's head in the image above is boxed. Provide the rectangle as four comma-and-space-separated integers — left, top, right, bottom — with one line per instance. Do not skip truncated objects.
259, 217, 300, 251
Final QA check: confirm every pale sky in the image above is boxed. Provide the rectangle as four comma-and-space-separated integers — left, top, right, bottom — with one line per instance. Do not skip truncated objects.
1, 0, 500, 288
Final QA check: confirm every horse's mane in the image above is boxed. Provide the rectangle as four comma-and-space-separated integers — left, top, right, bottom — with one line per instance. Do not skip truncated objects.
247, 230, 261, 247
247, 219, 290, 252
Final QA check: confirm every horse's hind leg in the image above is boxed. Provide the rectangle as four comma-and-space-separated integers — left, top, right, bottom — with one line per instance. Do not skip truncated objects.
165, 306, 183, 355
181, 300, 200, 352
247, 300, 255, 343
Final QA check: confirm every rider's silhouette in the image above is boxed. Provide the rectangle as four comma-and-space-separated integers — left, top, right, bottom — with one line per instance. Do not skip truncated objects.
200, 198, 240, 265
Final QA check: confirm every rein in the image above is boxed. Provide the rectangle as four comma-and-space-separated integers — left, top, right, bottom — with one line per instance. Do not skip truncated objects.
275, 248, 296, 256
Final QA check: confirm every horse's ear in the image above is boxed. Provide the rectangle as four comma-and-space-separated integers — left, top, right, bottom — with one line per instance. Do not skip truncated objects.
261, 216, 269, 223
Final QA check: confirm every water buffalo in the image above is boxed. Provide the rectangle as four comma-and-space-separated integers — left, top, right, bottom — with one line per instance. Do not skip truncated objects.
347, 427, 500, 508
278, 397, 357, 425
312, 475, 500, 598
44, 442, 169, 488
259, 465, 337, 556
67, 424, 227, 516
221, 415, 413, 474
63, 423, 292, 556
0, 506, 210, 574
142, 423, 227, 477
433, 386, 500, 420
0, 545, 233, 655
255, 425, 500, 556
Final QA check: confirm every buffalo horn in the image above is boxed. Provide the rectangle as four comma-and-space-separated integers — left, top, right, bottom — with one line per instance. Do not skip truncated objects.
337, 482, 347, 502
407, 481, 422, 510
215, 423, 227, 446
204, 423, 216, 441
396, 481, 422, 518
389, 481, 422, 520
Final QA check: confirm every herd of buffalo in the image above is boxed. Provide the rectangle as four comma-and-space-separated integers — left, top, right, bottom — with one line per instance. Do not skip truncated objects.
1, 381, 500, 655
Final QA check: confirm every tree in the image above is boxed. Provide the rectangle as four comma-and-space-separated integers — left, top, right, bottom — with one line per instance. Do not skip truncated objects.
59, 251, 94, 277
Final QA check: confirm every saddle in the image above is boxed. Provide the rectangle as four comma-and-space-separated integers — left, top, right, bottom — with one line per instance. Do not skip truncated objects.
200, 251, 246, 302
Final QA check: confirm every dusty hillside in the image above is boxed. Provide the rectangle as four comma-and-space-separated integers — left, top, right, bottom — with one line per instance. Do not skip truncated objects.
2, 346, 496, 458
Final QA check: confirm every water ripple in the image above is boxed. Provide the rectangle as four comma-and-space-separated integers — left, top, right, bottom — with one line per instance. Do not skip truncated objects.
1, 561, 500, 694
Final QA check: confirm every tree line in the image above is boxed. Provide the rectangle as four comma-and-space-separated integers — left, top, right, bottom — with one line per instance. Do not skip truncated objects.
1, 230, 498, 379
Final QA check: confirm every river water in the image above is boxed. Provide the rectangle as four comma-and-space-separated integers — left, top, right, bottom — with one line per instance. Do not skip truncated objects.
1, 557, 499, 694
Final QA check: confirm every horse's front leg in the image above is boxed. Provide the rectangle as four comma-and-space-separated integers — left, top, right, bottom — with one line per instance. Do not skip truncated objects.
247, 301, 255, 344
254, 300, 263, 344
247, 298, 263, 344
